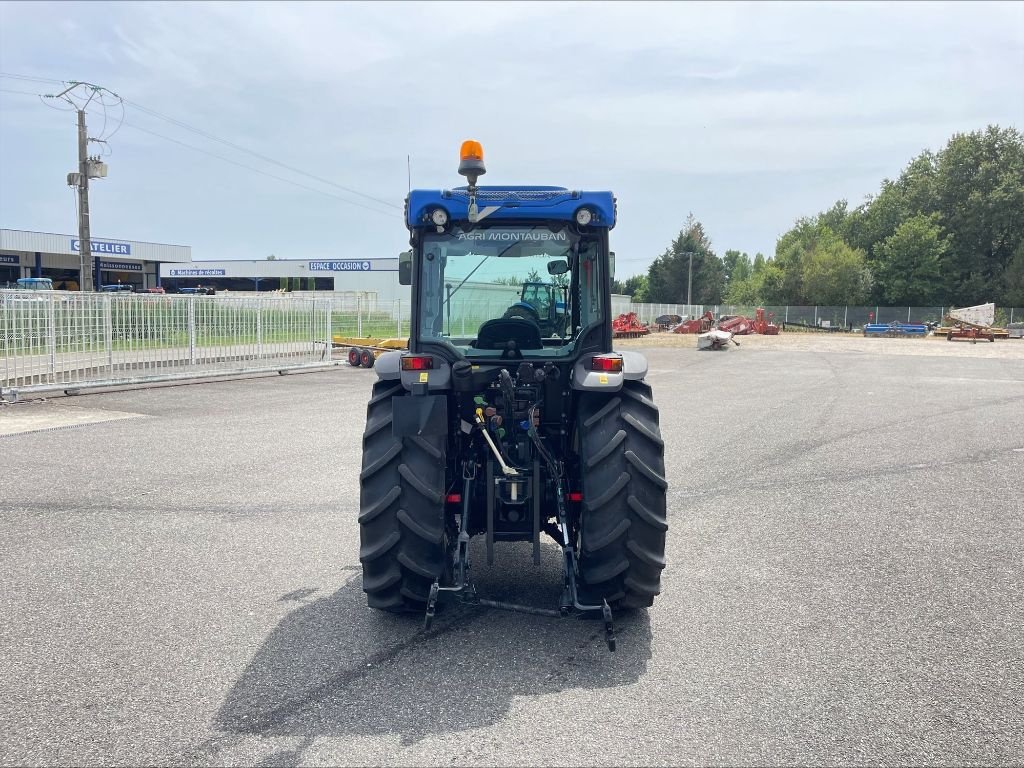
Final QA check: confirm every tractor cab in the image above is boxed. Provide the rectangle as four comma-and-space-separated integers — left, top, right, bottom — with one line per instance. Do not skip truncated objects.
400, 143, 615, 364
506, 281, 568, 339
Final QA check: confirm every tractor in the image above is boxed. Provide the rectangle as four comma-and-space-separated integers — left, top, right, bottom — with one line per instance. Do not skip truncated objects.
358, 141, 668, 650
503, 281, 568, 338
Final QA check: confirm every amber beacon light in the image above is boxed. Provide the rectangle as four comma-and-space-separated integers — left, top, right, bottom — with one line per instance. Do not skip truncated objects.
460, 140, 484, 162
458, 140, 486, 180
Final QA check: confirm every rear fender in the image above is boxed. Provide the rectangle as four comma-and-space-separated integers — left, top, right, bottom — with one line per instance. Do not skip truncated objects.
373, 350, 402, 380
375, 351, 453, 391
570, 351, 648, 391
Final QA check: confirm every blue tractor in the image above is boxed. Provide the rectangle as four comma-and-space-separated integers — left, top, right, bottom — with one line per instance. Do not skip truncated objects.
503, 281, 569, 338
358, 141, 668, 649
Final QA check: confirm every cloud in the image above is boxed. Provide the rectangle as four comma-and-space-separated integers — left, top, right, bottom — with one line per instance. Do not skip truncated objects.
0, 0, 1021, 264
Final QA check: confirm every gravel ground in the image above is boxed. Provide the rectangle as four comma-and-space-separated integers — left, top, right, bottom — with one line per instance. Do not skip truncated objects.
1, 339, 1022, 766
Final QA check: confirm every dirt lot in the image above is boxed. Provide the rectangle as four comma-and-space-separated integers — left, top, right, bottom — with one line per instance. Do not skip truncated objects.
617, 329, 1024, 359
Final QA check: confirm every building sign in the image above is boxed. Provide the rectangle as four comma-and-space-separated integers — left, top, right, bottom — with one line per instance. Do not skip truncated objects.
309, 260, 372, 271
0, 254, 19, 264
71, 239, 132, 256
100, 261, 143, 272
168, 268, 226, 277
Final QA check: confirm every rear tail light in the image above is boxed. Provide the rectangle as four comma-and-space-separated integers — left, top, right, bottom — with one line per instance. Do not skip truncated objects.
568, 492, 583, 502
589, 354, 623, 372
400, 355, 434, 371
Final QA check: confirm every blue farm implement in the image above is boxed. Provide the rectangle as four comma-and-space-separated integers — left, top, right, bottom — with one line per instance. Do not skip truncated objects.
863, 322, 929, 338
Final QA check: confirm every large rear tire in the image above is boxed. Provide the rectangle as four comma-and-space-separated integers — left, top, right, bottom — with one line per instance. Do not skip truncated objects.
358, 380, 447, 612
576, 379, 668, 609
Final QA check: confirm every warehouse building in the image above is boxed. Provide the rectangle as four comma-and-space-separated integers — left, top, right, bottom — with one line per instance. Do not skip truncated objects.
1, 228, 404, 301
1, 228, 191, 291
158, 257, 403, 302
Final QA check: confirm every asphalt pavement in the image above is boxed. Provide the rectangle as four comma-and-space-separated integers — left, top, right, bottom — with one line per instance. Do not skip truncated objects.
1, 343, 1022, 766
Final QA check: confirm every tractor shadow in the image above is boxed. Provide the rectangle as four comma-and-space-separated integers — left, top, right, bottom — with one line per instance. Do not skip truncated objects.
206, 540, 652, 759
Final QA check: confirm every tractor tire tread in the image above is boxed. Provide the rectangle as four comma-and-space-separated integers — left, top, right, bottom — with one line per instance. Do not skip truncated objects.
359, 380, 447, 613
586, 429, 627, 469
577, 379, 668, 609
358, 486, 401, 524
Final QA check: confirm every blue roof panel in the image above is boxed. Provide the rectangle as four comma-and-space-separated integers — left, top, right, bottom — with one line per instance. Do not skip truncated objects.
407, 186, 616, 229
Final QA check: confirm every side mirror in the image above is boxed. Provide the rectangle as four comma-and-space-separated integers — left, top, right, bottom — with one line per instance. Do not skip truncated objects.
609, 251, 615, 281
398, 251, 412, 286
547, 259, 569, 276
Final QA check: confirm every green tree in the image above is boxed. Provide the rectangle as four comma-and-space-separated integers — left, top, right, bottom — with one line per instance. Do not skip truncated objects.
645, 215, 725, 304
723, 260, 787, 305
932, 126, 1024, 303
1002, 240, 1024, 307
625, 275, 649, 301
773, 218, 871, 304
801, 231, 871, 305
722, 250, 753, 287
613, 274, 648, 299
875, 214, 948, 305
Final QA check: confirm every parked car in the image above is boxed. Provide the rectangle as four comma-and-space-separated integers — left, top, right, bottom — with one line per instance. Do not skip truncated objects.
100, 284, 135, 293
14, 277, 54, 291
138, 287, 166, 294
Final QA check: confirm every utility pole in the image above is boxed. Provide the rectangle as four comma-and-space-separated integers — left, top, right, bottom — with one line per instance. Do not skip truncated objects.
46, 81, 119, 292
76, 107, 93, 292
684, 251, 696, 308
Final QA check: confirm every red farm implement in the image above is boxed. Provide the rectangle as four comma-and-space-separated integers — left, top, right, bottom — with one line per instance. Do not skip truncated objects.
673, 311, 714, 334
752, 308, 780, 335
612, 312, 650, 338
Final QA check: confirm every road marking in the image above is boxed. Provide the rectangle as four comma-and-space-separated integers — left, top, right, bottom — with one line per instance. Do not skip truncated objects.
0, 404, 143, 436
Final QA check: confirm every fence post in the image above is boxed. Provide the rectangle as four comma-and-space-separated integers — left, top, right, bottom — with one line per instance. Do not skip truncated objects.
357, 294, 363, 337
396, 299, 401, 337
311, 299, 317, 360
875, 306, 879, 323
908, 306, 911, 323
187, 297, 196, 365
844, 306, 848, 329
325, 300, 332, 360
785, 305, 789, 322
256, 300, 263, 360
814, 306, 818, 327
1011, 308, 1014, 324
46, 294, 57, 379
104, 295, 114, 374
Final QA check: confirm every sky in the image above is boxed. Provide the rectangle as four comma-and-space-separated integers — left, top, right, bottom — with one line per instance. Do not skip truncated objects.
0, 1, 1022, 278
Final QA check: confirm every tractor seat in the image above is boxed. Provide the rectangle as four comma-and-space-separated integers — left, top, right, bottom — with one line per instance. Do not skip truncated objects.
475, 318, 543, 351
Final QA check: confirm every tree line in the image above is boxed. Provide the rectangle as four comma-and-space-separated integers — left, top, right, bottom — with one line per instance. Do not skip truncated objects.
614, 125, 1024, 307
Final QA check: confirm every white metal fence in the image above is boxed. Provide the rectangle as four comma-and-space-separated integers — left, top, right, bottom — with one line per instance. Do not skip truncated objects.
5, 291, 1022, 399
0, 291, 345, 400
609, 298, 1024, 328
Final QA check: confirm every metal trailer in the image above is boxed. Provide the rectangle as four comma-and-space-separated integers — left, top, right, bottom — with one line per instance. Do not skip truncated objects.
333, 335, 408, 368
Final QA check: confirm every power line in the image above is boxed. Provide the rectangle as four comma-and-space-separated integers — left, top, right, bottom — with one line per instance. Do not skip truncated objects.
121, 121, 397, 217
120, 97, 401, 210
0, 72, 65, 85
1, 72, 403, 211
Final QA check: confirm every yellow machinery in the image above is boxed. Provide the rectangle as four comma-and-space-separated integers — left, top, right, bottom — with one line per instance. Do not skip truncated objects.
333, 336, 408, 368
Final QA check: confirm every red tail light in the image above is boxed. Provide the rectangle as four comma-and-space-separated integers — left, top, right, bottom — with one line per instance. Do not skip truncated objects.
446, 493, 461, 503
568, 492, 583, 502
589, 354, 623, 372
401, 355, 434, 371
